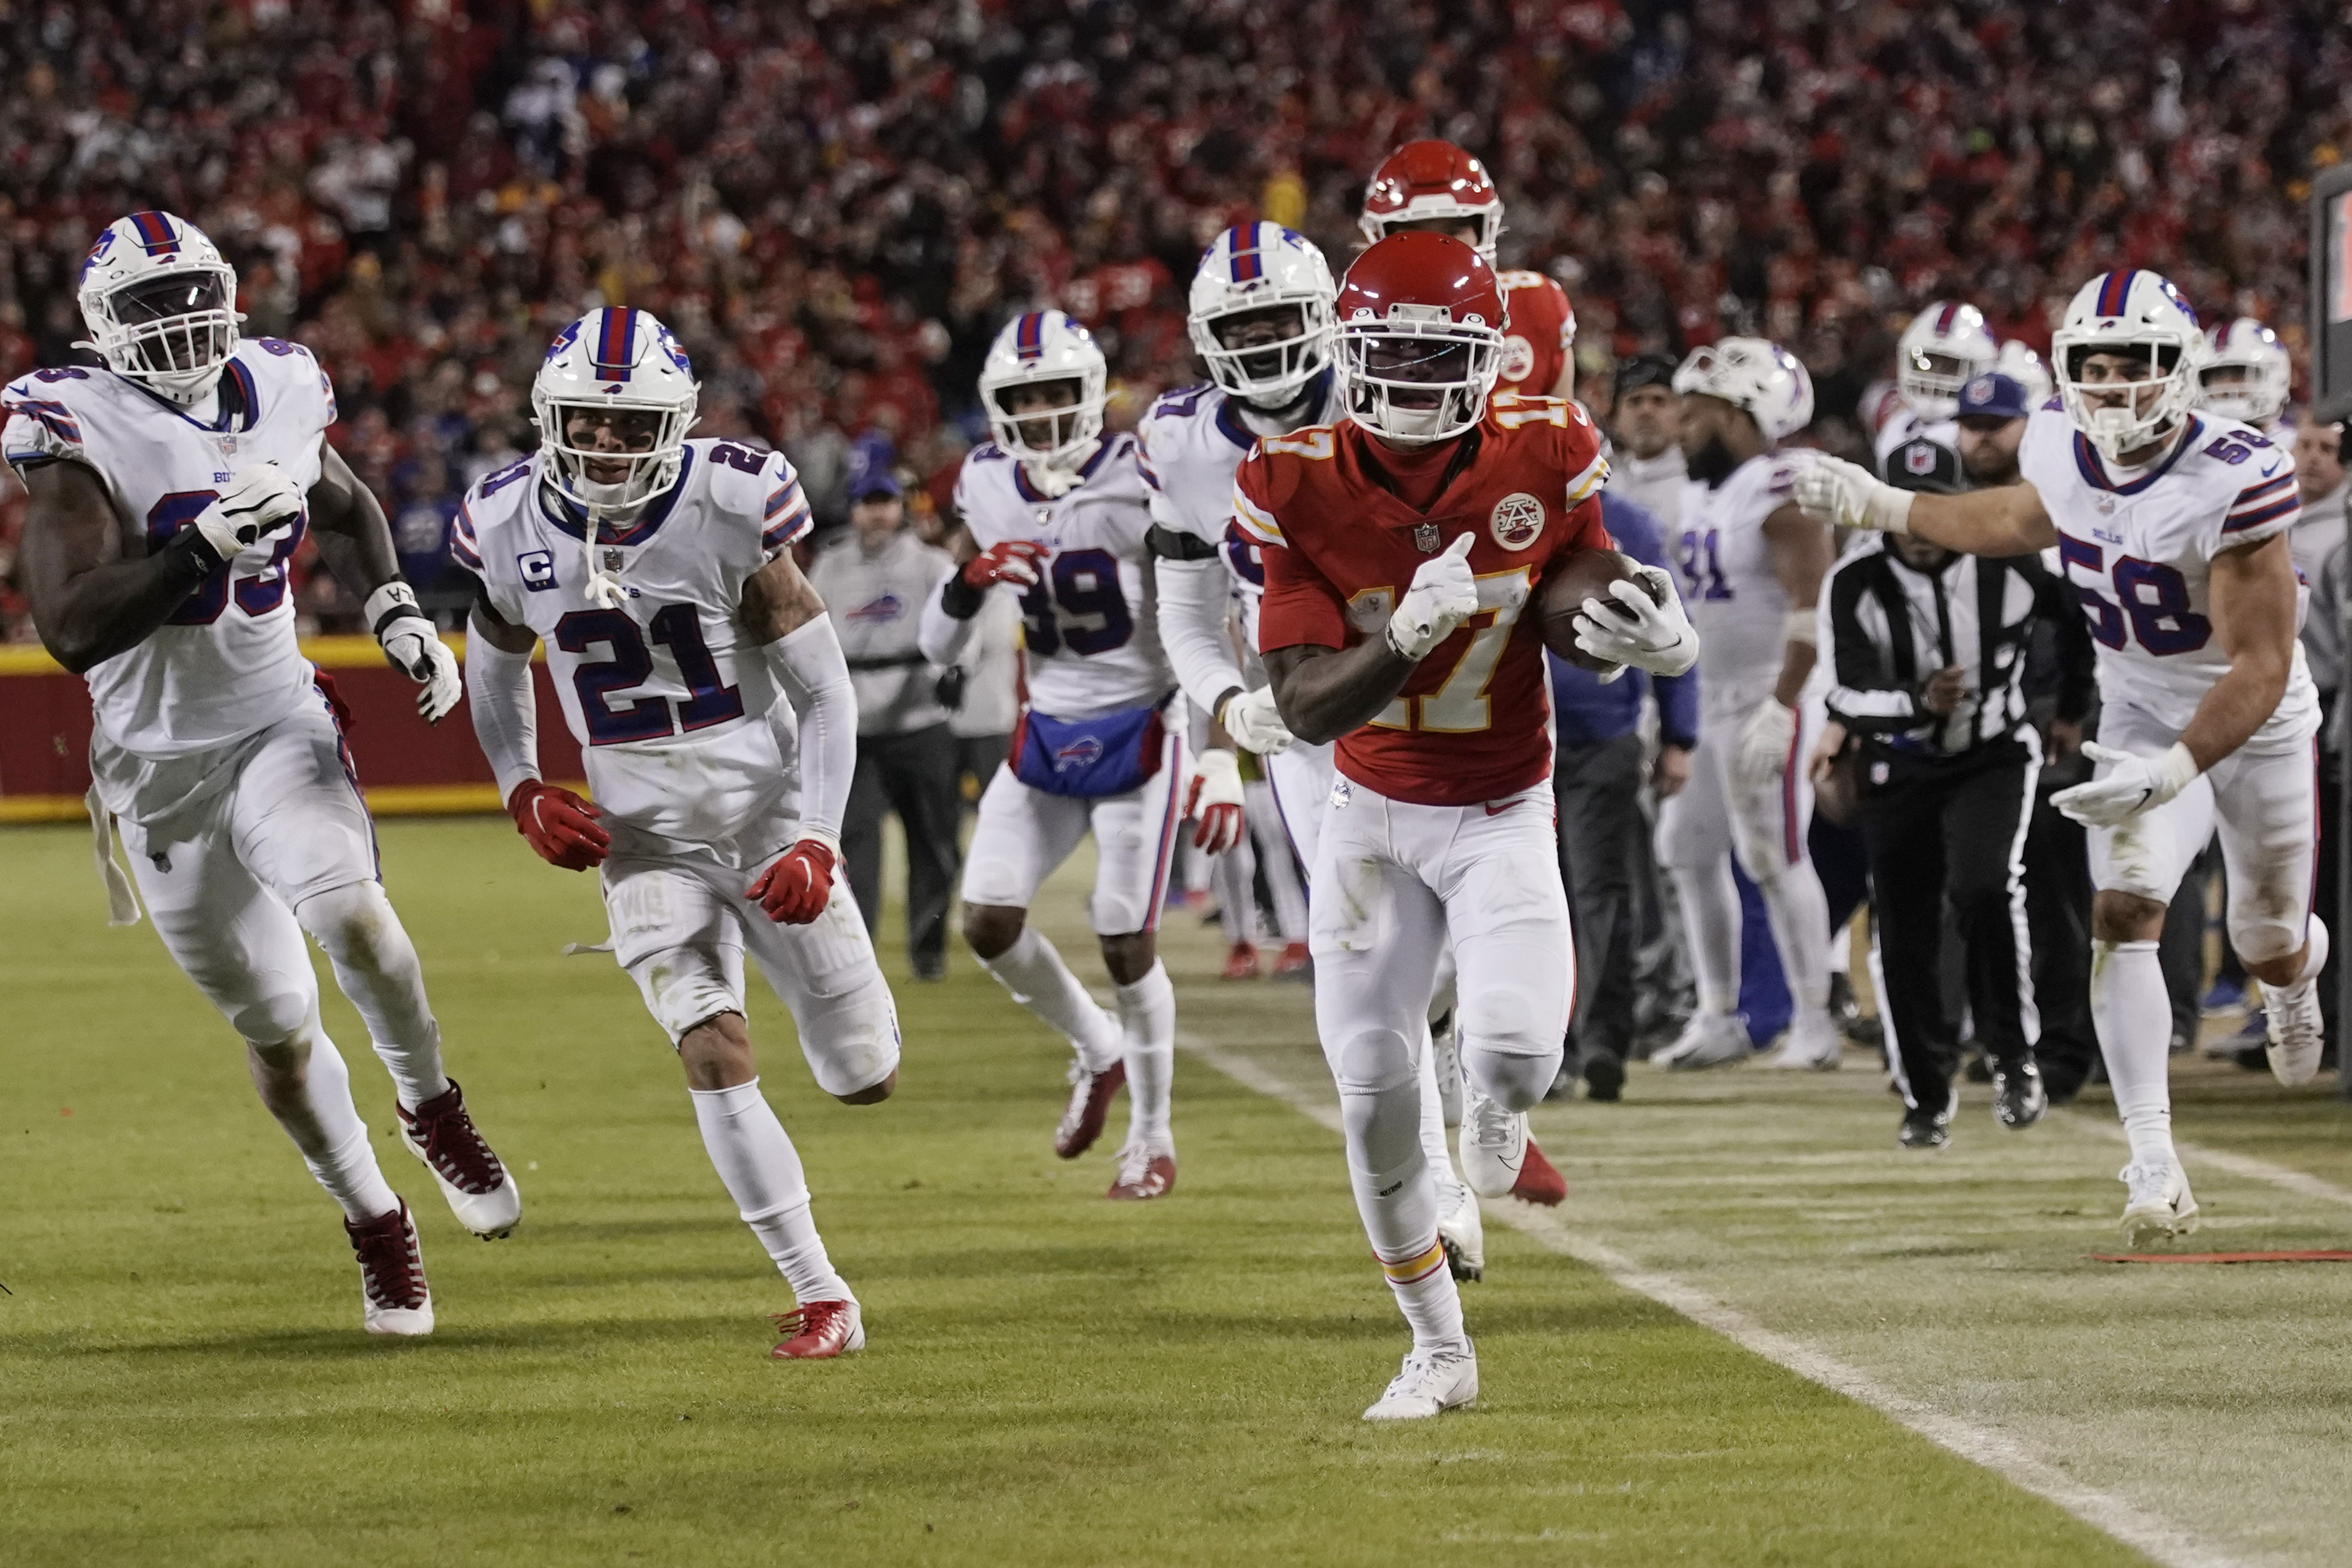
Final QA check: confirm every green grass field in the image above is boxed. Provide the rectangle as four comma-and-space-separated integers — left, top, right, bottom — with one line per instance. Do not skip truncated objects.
3, 817, 2346, 1567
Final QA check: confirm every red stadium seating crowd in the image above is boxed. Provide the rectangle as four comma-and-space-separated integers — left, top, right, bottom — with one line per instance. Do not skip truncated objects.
1, 0, 2345, 635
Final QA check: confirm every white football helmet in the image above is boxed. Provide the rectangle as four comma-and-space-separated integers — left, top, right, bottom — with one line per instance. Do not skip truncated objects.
979, 309, 1107, 467
532, 307, 700, 512
1895, 301, 1998, 422
2199, 316, 2291, 428
1995, 340, 2053, 407
1672, 337, 1815, 444
1188, 223, 1336, 408
2051, 269, 2205, 462
76, 211, 242, 404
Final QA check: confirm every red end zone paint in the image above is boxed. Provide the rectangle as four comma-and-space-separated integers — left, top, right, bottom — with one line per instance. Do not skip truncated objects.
2087, 1251, 2352, 1264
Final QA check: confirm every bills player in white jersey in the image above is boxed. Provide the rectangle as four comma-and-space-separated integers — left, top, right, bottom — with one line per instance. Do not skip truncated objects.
6, 211, 518, 1336
2199, 317, 2292, 431
460, 308, 895, 1360
1800, 269, 2324, 1246
1874, 301, 1998, 467
1652, 338, 1843, 1072
921, 309, 1216, 1201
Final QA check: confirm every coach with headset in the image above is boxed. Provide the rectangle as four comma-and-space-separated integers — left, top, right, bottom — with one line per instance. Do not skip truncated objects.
1820, 436, 2095, 1149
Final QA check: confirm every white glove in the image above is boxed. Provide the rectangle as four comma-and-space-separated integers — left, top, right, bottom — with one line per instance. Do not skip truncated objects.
1792, 454, 1915, 534
1734, 696, 1797, 793
1386, 533, 1479, 660
1573, 564, 1698, 679
1183, 747, 1247, 855
190, 464, 303, 567
2052, 741, 2200, 828
1218, 685, 1294, 756
366, 581, 463, 724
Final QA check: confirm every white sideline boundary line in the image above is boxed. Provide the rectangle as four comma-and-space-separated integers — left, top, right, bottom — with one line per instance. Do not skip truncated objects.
1182, 1034, 2257, 1568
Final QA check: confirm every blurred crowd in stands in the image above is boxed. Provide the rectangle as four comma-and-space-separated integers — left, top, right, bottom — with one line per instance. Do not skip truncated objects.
1, 0, 2346, 635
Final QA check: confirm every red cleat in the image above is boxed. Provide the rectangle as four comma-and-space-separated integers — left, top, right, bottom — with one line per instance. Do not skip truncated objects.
1510, 1137, 1567, 1207
1220, 940, 1262, 980
1106, 1143, 1177, 1201
1272, 941, 1313, 981
1055, 1060, 1125, 1159
770, 1298, 865, 1360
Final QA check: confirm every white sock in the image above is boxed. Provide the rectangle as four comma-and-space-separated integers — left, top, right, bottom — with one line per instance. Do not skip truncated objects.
297, 883, 451, 1110
2093, 941, 2176, 1167
690, 1080, 850, 1305
1755, 859, 1832, 1012
1670, 862, 1742, 1015
1415, 1035, 1465, 1209
1214, 838, 1257, 945
979, 926, 1124, 1071
1378, 1226, 1466, 1351
1115, 961, 1176, 1146
269, 1024, 399, 1222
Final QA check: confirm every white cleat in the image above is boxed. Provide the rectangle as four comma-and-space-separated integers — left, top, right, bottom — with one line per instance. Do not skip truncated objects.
1657, 1010, 1752, 1071
2263, 978, 2324, 1087
396, 1079, 522, 1239
2118, 1161, 2200, 1248
1758, 1008, 1844, 1071
1363, 1340, 1479, 1421
1437, 1182, 1485, 1283
1458, 1091, 1528, 1199
346, 1201, 433, 1336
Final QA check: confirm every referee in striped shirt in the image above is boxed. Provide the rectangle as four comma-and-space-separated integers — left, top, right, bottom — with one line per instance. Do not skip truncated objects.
1823, 438, 2095, 1149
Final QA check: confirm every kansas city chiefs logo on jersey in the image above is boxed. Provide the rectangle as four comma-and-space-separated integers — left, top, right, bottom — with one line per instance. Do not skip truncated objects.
1489, 491, 1545, 551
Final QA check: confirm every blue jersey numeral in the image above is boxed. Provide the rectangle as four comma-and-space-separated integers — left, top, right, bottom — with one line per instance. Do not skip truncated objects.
555, 603, 746, 745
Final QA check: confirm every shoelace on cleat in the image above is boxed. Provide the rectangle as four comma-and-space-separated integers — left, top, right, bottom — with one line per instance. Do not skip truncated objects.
348, 1211, 427, 1310
1465, 1096, 1517, 1152
772, 1300, 851, 1347
1111, 1144, 1165, 1190
404, 1082, 507, 1195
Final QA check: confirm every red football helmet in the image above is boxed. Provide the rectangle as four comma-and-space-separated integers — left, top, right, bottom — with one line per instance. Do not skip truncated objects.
1358, 140, 1503, 259
1334, 232, 1506, 444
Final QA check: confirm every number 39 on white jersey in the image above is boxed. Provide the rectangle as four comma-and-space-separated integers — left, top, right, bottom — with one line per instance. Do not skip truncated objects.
2, 340, 335, 756
457, 438, 815, 857
951, 432, 1172, 719
2022, 406, 2319, 751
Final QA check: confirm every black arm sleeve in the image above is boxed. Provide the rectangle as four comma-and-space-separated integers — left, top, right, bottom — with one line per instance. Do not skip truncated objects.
1146, 523, 1222, 561
2027, 563, 2099, 723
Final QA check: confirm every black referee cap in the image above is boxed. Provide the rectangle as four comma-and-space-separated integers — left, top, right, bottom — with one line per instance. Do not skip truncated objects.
1884, 438, 1965, 494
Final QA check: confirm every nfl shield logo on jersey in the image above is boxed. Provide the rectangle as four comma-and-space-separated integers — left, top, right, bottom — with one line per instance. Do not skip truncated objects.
1413, 522, 1440, 553
1905, 443, 1938, 476
1489, 491, 1545, 550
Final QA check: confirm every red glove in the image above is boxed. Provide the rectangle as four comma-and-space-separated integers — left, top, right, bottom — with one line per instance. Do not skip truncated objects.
962, 539, 1048, 590
749, 839, 836, 924
508, 780, 609, 872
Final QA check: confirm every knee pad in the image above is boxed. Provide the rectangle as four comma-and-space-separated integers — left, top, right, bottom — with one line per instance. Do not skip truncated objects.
798, 974, 903, 1098
1462, 1039, 1562, 1111
1327, 1027, 1416, 1098
2231, 910, 2322, 973
295, 880, 402, 970
228, 984, 319, 1050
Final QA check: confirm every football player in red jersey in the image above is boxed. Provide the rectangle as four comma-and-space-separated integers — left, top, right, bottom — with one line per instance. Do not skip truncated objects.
1235, 234, 1697, 1419
1359, 139, 1577, 399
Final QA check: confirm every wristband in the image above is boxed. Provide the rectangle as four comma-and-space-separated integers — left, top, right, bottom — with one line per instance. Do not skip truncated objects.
1783, 610, 1818, 645
939, 574, 986, 620
160, 524, 231, 581
364, 581, 422, 637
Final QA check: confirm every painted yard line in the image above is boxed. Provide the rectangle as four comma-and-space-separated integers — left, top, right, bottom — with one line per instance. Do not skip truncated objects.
1181, 1034, 2256, 1568
2052, 1108, 2352, 1210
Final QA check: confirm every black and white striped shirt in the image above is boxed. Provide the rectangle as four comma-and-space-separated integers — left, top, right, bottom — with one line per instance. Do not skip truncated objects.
1821, 540, 2093, 757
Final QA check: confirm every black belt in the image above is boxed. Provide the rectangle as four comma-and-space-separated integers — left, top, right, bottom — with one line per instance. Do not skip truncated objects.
845, 651, 931, 672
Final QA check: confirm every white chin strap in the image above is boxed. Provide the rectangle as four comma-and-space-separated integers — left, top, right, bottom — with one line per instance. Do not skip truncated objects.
1020, 459, 1083, 499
